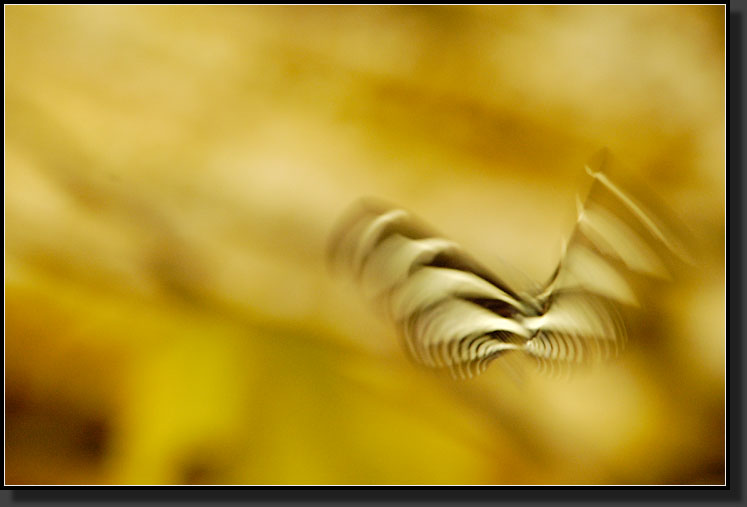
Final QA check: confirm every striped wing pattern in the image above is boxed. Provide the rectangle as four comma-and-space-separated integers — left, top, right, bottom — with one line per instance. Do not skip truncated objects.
328, 151, 688, 379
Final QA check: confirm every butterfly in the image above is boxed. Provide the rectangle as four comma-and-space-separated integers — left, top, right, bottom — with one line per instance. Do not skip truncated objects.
327, 150, 693, 379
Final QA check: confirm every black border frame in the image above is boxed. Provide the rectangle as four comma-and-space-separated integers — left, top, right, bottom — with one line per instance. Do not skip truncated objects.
3, 2, 740, 504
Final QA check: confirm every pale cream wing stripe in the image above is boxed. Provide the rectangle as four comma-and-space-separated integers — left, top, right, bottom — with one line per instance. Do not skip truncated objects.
389, 266, 526, 322
551, 243, 639, 307
578, 204, 670, 279
359, 234, 460, 300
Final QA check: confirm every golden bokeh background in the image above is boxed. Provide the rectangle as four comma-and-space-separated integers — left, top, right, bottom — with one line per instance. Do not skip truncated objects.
5, 5, 725, 485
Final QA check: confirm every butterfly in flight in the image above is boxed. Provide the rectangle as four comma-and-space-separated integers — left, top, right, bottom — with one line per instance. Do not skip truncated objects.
327, 150, 692, 379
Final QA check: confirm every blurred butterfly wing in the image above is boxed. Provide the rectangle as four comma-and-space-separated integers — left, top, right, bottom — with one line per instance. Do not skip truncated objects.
327, 198, 532, 377
525, 149, 695, 371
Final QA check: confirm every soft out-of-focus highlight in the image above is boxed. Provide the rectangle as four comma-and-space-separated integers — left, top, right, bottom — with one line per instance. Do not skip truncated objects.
5, 5, 725, 485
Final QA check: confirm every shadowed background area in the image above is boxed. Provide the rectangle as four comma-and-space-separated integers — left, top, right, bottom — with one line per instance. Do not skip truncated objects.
5, 5, 725, 485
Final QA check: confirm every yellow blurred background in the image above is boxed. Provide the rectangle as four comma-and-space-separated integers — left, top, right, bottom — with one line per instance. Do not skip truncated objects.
5, 5, 725, 485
